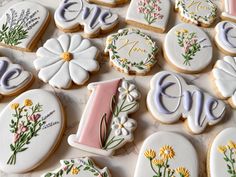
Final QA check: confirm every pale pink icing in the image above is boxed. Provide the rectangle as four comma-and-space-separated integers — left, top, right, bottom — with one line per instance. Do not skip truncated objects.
78, 79, 121, 148
229, 0, 236, 16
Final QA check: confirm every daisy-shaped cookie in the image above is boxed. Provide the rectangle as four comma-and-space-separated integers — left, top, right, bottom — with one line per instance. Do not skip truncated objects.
34, 34, 99, 89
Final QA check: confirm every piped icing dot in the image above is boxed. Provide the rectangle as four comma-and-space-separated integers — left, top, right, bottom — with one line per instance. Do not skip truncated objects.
61, 52, 73, 61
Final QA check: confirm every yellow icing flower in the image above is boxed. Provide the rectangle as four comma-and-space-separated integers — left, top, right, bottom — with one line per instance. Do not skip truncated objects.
175, 167, 190, 177
144, 149, 156, 159
71, 167, 79, 175
228, 140, 236, 149
218, 145, 227, 154
181, 29, 189, 33
159, 145, 175, 159
152, 159, 164, 166
24, 99, 33, 107
11, 103, 19, 110
106, 37, 113, 45
175, 31, 181, 35
120, 58, 128, 64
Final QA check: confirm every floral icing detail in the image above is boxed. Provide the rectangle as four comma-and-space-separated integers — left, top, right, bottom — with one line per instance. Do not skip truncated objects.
144, 146, 190, 177
42, 157, 111, 177
7, 99, 57, 165
118, 80, 140, 102
34, 34, 99, 89
138, 0, 164, 25
111, 116, 134, 136
217, 141, 236, 175
105, 28, 158, 75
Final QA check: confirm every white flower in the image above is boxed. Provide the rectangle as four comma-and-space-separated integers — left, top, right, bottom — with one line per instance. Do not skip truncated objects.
34, 34, 99, 89
111, 116, 135, 136
118, 80, 140, 102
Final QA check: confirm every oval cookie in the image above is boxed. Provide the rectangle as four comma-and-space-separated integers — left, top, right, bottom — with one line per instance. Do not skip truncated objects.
147, 71, 226, 134
68, 78, 140, 156
134, 132, 198, 177
105, 28, 158, 75
175, 0, 217, 27
215, 21, 236, 56
0, 89, 65, 173
42, 157, 111, 177
221, 0, 236, 22
164, 23, 212, 73
208, 128, 236, 177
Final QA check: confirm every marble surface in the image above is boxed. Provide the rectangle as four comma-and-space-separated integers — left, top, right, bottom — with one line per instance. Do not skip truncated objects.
0, 0, 234, 176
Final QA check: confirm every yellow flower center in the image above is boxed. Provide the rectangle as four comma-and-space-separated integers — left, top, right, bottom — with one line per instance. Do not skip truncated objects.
61, 52, 73, 61
119, 124, 124, 129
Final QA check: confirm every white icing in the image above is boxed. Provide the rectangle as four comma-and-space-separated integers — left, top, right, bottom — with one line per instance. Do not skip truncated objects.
209, 128, 236, 177
34, 34, 99, 89
0, 89, 64, 173
41, 157, 111, 177
0, 1, 49, 50
213, 56, 236, 107
175, 0, 217, 26
0, 57, 33, 96
164, 23, 212, 73
126, 0, 171, 32
54, 0, 119, 37
105, 28, 158, 75
147, 71, 226, 134
215, 21, 236, 55
134, 132, 198, 177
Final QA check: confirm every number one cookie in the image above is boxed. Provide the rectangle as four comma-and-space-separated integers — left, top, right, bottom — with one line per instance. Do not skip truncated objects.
68, 78, 140, 156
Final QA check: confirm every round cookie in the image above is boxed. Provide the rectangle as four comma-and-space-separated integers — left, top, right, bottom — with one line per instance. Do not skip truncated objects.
105, 28, 158, 75
221, 0, 236, 22
134, 132, 198, 177
175, 0, 217, 27
164, 23, 212, 73
34, 34, 99, 89
0, 89, 65, 173
215, 21, 236, 56
208, 128, 236, 177
147, 71, 226, 134
68, 78, 140, 156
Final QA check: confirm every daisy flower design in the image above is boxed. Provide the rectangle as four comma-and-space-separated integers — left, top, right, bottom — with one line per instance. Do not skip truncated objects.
118, 80, 140, 102
111, 116, 136, 136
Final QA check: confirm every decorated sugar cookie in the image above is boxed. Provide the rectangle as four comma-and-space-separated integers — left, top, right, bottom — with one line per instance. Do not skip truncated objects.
208, 128, 236, 177
0, 1, 50, 51
68, 78, 140, 156
134, 132, 198, 177
34, 34, 99, 89
0, 89, 65, 173
105, 28, 158, 75
126, 0, 171, 33
87, 0, 128, 7
175, 0, 217, 27
147, 71, 226, 134
212, 56, 236, 108
164, 23, 212, 73
54, 0, 119, 38
215, 21, 236, 56
221, 0, 236, 22
42, 157, 111, 177
0, 57, 33, 98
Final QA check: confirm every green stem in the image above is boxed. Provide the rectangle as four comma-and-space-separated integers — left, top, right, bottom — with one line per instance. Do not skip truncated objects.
149, 159, 159, 175
163, 159, 168, 177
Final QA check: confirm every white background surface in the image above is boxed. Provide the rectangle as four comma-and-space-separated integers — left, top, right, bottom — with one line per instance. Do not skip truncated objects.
0, 0, 233, 176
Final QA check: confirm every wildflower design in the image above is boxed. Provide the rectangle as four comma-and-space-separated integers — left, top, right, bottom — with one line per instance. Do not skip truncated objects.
138, 0, 164, 25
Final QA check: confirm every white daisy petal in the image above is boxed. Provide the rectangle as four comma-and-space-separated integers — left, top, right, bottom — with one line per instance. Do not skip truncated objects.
38, 60, 64, 82
121, 128, 129, 135
58, 34, 71, 52
72, 39, 91, 53
49, 62, 72, 89
34, 57, 61, 70
112, 124, 119, 130
120, 116, 127, 124
119, 93, 126, 100
122, 81, 129, 90
127, 95, 134, 102
69, 62, 89, 85
130, 90, 139, 99
118, 87, 126, 93
69, 34, 82, 52
36, 47, 59, 58
43, 38, 63, 54
113, 117, 120, 124
124, 122, 134, 128
115, 129, 122, 136
128, 84, 136, 91
73, 47, 98, 61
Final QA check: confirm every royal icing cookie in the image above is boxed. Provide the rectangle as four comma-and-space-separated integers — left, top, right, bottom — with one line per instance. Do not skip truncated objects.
87, 0, 128, 7
175, 0, 217, 27
0, 89, 65, 173
164, 23, 212, 73
105, 28, 158, 75
208, 128, 236, 177
126, 0, 171, 33
68, 78, 140, 156
0, 1, 50, 51
221, 0, 236, 22
34, 34, 99, 89
0, 57, 33, 98
134, 132, 198, 177
42, 157, 111, 177
215, 21, 236, 56
147, 71, 226, 134
212, 56, 236, 108
54, 0, 119, 38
